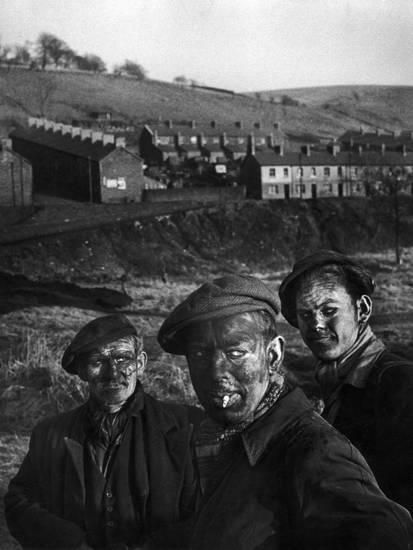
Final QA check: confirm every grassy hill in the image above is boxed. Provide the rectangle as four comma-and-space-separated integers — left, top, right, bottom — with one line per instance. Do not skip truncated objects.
2, 68, 413, 140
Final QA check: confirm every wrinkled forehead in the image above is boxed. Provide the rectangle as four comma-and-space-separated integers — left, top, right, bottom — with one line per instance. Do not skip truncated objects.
296, 267, 351, 304
93, 336, 137, 355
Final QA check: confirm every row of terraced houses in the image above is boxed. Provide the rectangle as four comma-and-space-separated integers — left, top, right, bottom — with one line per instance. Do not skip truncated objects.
2, 115, 413, 206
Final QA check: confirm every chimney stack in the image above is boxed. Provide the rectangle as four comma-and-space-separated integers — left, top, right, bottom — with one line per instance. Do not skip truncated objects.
61, 124, 72, 136
210, 120, 217, 128
166, 120, 173, 128
274, 144, 284, 156
92, 131, 104, 143
381, 143, 386, 155
115, 136, 126, 148
80, 128, 93, 141
301, 144, 311, 157
235, 121, 243, 129
190, 120, 196, 129
103, 134, 115, 146
71, 127, 81, 138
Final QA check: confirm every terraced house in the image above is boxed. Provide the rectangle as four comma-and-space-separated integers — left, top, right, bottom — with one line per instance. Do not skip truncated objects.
241, 143, 413, 200
10, 118, 146, 203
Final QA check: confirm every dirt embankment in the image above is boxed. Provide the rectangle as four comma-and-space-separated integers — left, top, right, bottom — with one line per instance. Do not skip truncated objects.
0, 197, 412, 287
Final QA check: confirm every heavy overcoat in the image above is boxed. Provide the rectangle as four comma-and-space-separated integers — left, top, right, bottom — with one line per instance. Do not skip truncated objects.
324, 349, 413, 515
5, 393, 203, 549
190, 388, 413, 550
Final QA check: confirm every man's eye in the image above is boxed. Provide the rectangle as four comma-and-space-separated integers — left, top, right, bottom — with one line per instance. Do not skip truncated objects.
227, 349, 245, 359
113, 356, 132, 364
189, 349, 207, 359
322, 308, 337, 317
298, 311, 312, 321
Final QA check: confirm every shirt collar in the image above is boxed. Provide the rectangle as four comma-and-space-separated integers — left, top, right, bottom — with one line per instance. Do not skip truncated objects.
241, 387, 313, 467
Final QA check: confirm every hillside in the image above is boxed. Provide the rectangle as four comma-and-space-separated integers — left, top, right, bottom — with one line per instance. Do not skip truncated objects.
2, 68, 413, 140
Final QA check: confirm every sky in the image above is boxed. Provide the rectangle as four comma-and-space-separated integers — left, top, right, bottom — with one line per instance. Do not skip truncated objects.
1, 0, 413, 92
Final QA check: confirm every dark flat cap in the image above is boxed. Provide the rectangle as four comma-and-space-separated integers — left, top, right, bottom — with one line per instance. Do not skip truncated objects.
62, 314, 137, 374
279, 249, 375, 328
158, 274, 279, 355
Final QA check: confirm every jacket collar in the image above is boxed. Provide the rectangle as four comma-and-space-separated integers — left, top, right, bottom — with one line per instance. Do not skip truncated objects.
241, 387, 313, 467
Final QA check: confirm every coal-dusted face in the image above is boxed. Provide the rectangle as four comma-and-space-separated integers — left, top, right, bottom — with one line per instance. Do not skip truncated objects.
78, 336, 146, 410
185, 312, 283, 425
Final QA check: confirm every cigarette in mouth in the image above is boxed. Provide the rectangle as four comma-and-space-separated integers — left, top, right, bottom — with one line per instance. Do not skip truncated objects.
222, 395, 230, 408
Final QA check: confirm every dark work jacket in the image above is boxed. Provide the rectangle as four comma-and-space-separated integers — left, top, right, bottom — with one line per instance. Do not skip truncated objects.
190, 388, 413, 550
323, 349, 413, 515
5, 394, 204, 549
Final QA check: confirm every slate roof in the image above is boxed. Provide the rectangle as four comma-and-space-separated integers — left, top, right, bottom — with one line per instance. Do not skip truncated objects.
10, 126, 117, 161
251, 150, 413, 167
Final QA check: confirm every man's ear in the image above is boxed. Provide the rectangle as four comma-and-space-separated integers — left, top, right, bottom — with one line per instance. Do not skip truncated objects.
137, 351, 148, 375
357, 295, 372, 324
267, 335, 285, 374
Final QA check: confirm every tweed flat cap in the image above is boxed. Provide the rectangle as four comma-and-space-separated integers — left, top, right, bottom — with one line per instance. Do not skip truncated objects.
279, 249, 375, 328
62, 314, 137, 375
158, 274, 279, 355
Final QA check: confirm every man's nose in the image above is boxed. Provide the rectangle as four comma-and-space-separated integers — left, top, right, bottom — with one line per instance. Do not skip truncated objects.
210, 350, 228, 378
309, 311, 326, 331
101, 358, 120, 379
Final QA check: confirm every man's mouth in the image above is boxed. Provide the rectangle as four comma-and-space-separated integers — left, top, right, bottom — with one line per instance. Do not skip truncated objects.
209, 390, 241, 409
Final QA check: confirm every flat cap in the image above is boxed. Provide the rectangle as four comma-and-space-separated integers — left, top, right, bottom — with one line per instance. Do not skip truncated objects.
158, 274, 279, 355
62, 314, 137, 375
279, 249, 375, 328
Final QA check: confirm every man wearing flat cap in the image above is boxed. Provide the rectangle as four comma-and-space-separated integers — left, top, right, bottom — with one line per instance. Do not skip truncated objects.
158, 274, 413, 550
279, 249, 413, 515
5, 314, 203, 550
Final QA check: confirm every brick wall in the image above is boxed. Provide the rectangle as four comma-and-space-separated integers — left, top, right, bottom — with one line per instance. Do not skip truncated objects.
100, 149, 145, 203
142, 185, 246, 203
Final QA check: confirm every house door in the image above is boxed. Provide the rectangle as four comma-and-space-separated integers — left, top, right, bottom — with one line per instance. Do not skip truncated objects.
284, 184, 290, 199
312, 184, 317, 198
338, 183, 343, 197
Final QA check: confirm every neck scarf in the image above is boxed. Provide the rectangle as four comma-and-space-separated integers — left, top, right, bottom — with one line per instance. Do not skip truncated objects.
316, 325, 385, 421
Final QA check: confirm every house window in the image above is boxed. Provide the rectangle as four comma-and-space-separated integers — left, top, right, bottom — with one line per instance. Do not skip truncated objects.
324, 183, 333, 192
283, 168, 289, 177
295, 184, 305, 194
190, 136, 197, 144
256, 138, 265, 145
338, 166, 343, 176
268, 184, 279, 195
157, 136, 170, 145
212, 137, 220, 144
311, 167, 316, 177
356, 183, 362, 192
269, 168, 276, 177
324, 167, 331, 177
354, 167, 358, 175
297, 167, 303, 177
238, 137, 245, 144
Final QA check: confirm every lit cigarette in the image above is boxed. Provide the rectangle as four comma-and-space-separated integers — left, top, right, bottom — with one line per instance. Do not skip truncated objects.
222, 395, 230, 408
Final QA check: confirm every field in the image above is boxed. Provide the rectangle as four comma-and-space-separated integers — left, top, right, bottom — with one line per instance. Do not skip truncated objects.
1, 244, 413, 548
2, 68, 413, 140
